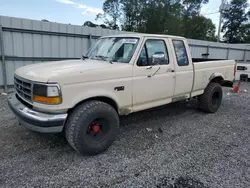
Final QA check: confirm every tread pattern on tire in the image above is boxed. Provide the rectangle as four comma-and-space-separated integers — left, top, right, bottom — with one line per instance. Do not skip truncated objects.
198, 82, 222, 113
65, 100, 119, 155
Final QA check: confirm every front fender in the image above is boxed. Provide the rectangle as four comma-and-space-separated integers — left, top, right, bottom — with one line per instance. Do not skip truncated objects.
70, 89, 121, 109
61, 82, 133, 115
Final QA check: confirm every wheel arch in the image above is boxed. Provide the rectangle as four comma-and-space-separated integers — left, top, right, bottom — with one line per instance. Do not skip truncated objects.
68, 95, 132, 116
209, 73, 233, 88
68, 96, 119, 114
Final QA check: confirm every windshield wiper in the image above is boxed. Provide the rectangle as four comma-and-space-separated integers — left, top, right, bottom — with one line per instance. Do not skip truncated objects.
82, 55, 88, 60
95, 55, 113, 64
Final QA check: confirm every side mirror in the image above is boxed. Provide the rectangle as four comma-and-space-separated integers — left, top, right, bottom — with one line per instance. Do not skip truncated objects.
152, 52, 165, 65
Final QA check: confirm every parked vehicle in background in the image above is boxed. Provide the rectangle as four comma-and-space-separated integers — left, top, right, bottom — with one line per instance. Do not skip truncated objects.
8, 34, 236, 155
235, 63, 250, 81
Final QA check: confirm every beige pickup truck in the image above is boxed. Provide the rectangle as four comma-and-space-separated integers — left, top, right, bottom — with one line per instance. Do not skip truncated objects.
8, 34, 235, 155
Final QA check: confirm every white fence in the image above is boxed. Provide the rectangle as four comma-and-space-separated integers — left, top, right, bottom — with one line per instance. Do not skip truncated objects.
1, 15, 250, 92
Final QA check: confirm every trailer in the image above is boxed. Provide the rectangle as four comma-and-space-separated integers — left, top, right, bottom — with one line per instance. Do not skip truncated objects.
235, 63, 250, 81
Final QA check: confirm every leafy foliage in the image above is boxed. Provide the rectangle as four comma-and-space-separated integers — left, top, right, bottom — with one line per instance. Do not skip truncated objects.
96, 0, 120, 30
83, 21, 108, 29
83, 0, 250, 43
94, 0, 216, 41
222, 0, 250, 43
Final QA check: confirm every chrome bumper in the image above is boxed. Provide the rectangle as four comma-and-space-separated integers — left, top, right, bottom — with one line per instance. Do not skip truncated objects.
7, 93, 68, 133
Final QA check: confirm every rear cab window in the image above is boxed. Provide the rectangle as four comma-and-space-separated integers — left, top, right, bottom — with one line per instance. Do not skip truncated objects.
172, 40, 189, 66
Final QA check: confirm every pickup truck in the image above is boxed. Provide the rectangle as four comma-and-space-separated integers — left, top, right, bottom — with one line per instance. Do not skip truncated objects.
8, 34, 235, 155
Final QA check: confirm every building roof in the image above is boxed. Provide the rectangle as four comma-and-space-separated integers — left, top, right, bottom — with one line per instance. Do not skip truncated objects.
101, 33, 185, 40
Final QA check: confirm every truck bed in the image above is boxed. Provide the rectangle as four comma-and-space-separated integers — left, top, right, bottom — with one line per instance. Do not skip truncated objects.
192, 60, 235, 96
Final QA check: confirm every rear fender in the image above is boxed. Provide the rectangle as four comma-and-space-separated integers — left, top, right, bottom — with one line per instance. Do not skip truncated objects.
209, 73, 224, 82
209, 73, 233, 88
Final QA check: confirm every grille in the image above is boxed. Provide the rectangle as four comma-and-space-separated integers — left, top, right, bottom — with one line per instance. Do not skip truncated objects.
14, 76, 33, 102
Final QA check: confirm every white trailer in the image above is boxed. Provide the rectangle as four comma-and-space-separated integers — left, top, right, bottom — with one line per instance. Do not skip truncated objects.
235, 63, 250, 81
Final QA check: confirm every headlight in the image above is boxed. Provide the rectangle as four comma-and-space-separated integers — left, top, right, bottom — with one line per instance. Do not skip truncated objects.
33, 84, 62, 104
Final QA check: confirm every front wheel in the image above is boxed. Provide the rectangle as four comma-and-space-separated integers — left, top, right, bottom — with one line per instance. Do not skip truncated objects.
198, 82, 223, 113
65, 100, 119, 155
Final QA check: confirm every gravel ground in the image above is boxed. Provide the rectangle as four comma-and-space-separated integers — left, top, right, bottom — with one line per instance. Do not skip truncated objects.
1, 83, 250, 188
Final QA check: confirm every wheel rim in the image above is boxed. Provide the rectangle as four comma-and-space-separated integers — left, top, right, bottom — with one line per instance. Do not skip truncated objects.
86, 118, 111, 143
212, 92, 220, 105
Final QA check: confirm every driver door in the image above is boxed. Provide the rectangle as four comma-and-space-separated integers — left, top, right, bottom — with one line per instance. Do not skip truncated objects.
132, 37, 176, 112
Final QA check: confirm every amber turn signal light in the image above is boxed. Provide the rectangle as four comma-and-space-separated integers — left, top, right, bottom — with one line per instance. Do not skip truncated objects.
33, 95, 61, 104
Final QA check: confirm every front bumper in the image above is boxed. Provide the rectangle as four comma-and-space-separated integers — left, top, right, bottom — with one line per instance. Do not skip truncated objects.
7, 93, 68, 133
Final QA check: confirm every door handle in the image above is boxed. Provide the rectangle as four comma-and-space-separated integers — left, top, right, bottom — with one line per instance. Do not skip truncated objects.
146, 66, 152, 70
171, 70, 175, 72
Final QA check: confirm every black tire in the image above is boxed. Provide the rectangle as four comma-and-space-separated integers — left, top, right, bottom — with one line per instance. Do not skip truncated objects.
65, 100, 119, 155
198, 82, 223, 113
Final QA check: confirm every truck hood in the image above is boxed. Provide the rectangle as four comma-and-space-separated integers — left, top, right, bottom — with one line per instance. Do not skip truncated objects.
15, 59, 124, 83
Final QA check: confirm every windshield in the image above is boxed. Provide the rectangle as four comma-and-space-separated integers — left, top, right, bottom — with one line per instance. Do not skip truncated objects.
86, 37, 139, 63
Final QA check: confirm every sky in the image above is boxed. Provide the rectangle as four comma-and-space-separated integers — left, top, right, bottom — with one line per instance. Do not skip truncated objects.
0, 0, 248, 34
0, 0, 105, 25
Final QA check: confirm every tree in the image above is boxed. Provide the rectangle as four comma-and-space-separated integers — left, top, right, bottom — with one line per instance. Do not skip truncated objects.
160, 0, 183, 35
96, 0, 120, 30
120, 0, 183, 34
181, 0, 209, 37
137, 0, 166, 33
243, 24, 250, 42
98, 0, 217, 41
99, 24, 108, 29
120, 0, 145, 32
83, 21, 98, 27
182, 0, 208, 15
181, 15, 216, 40
222, 0, 250, 43
83, 21, 109, 29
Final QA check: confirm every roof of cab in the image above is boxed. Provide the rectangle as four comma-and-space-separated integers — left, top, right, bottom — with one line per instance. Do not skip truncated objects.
100, 33, 186, 40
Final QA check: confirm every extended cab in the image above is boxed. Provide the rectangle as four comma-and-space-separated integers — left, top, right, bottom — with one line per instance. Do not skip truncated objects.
8, 34, 235, 155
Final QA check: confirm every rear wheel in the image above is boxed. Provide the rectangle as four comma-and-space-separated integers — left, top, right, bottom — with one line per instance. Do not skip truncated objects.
65, 100, 119, 155
198, 82, 223, 113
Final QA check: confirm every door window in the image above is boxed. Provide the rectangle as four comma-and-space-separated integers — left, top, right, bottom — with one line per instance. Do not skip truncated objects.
137, 39, 169, 66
